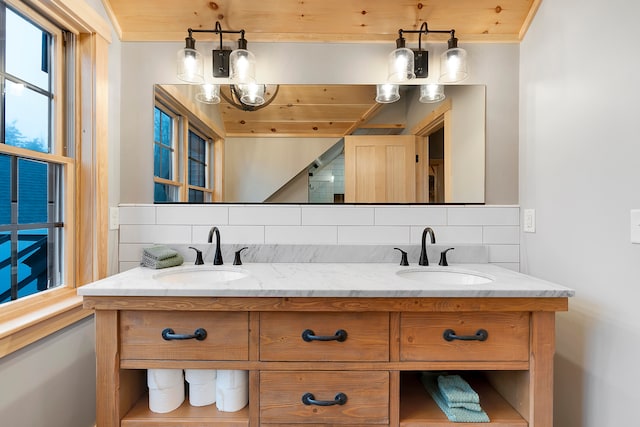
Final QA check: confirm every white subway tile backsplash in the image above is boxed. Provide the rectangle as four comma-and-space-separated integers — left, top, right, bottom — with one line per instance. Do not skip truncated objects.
338, 226, 410, 245
230, 206, 301, 225
192, 225, 265, 244
120, 225, 192, 244
119, 206, 155, 224
491, 263, 520, 272
119, 244, 148, 262
116, 205, 520, 272
156, 205, 228, 225
448, 207, 519, 226
410, 226, 483, 245
302, 206, 374, 225
488, 245, 520, 263
119, 261, 140, 272
265, 226, 337, 244
483, 226, 520, 244
375, 206, 447, 225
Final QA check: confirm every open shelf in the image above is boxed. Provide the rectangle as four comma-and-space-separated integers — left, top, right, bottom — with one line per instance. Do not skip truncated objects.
121, 394, 249, 427
399, 372, 527, 427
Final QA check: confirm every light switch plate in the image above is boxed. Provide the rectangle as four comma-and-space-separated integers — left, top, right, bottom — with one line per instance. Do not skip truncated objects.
523, 209, 536, 233
631, 210, 640, 244
109, 207, 119, 230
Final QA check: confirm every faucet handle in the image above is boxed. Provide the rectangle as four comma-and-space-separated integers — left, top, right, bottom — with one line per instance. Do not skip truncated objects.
438, 248, 455, 266
188, 247, 204, 265
233, 247, 249, 265
393, 248, 409, 266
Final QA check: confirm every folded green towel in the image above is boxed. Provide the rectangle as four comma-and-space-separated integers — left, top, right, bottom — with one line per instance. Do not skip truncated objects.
438, 374, 482, 411
140, 253, 184, 269
142, 245, 179, 261
421, 373, 489, 423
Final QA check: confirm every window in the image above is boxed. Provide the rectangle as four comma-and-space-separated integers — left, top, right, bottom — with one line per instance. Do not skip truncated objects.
153, 104, 179, 202
153, 86, 221, 202
0, 3, 67, 304
188, 128, 213, 202
0, 0, 109, 357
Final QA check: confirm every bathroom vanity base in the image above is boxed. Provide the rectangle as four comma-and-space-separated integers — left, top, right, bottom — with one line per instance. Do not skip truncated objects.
85, 296, 567, 427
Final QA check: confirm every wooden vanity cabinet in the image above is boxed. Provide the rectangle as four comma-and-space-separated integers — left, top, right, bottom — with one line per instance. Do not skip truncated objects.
84, 296, 567, 427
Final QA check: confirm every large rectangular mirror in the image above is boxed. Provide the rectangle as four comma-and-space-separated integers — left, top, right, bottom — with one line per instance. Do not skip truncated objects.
154, 84, 485, 204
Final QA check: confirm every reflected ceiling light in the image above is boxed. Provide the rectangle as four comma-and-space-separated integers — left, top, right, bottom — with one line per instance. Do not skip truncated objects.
375, 84, 400, 103
419, 84, 445, 103
388, 22, 468, 84
196, 84, 221, 104
219, 84, 280, 111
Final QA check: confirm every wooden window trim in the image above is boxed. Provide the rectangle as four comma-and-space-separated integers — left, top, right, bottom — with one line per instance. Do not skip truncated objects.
0, 0, 110, 357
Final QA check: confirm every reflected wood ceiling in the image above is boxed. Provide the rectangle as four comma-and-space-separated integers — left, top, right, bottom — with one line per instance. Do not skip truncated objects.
109, 1, 540, 137
104, 0, 540, 43
219, 85, 386, 138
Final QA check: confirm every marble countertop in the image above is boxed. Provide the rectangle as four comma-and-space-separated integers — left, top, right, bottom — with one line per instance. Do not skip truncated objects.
77, 263, 574, 298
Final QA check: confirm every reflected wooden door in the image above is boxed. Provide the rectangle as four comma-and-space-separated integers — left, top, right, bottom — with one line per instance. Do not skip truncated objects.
344, 135, 416, 203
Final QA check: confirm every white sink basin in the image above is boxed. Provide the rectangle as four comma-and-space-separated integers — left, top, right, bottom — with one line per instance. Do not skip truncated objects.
396, 268, 494, 285
153, 267, 252, 285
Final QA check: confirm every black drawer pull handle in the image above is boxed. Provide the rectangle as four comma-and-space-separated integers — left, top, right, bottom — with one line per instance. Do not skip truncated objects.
443, 328, 488, 342
301, 392, 347, 406
161, 327, 207, 341
301, 329, 348, 342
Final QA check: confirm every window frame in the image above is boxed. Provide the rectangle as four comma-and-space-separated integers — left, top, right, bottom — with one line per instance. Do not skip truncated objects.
0, 0, 111, 358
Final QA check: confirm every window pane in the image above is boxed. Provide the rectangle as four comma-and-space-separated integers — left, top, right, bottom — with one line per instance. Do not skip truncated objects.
6, 8, 50, 90
189, 189, 204, 203
154, 108, 161, 142
17, 228, 49, 299
161, 112, 171, 146
154, 183, 179, 203
18, 158, 48, 223
160, 147, 172, 180
5, 82, 50, 153
0, 155, 10, 224
0, 232, 10, 303
189, 160, 205, 187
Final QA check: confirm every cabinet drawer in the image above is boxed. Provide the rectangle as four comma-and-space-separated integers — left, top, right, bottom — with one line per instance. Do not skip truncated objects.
260, 312, 389, 361
260, 371, 389, 424
400, 312, 530, 362
120, 311, 249, 361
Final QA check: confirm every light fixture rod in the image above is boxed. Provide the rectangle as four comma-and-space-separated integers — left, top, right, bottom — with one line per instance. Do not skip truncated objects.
399, 22, 455, 50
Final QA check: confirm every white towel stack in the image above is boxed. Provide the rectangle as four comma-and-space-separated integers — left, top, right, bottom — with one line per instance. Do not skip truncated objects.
147, 369, 185, 413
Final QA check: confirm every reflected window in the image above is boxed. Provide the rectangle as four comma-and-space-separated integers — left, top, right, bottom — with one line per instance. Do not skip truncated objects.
153, 105, 179, 202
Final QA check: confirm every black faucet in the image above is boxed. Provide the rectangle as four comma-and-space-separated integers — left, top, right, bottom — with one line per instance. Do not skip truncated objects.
207, 226, 223, 265
418, 227, 436, 266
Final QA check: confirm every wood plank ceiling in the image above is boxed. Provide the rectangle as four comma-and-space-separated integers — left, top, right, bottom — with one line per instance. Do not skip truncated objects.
106, 0, 540, 137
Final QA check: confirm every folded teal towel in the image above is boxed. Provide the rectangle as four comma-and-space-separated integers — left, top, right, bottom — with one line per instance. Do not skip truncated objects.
438, 374, 482, 411
140, 253, 183, 269
142, 245, 179, 261
421, 373, 490, 423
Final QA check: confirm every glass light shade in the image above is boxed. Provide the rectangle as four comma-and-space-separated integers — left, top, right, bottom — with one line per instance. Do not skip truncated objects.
177, 48, 204, 84
387, 47, 415, 82
229, 49, 256, 84
238, 83, 265, 106
196, 84, 221, 104
419, 84, 445, 103
375, 84, 400, 103
439, 47, 469, 83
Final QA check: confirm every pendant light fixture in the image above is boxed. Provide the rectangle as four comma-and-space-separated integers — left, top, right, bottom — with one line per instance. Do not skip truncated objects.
178, 21, 277, 110
386, 22, 468, 84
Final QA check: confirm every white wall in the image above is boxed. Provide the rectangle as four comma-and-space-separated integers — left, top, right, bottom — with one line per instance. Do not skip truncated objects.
519, 0, 640, 425
225, 137, 339, 201
0, 317, 96, 427
120, 42, 519, 204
